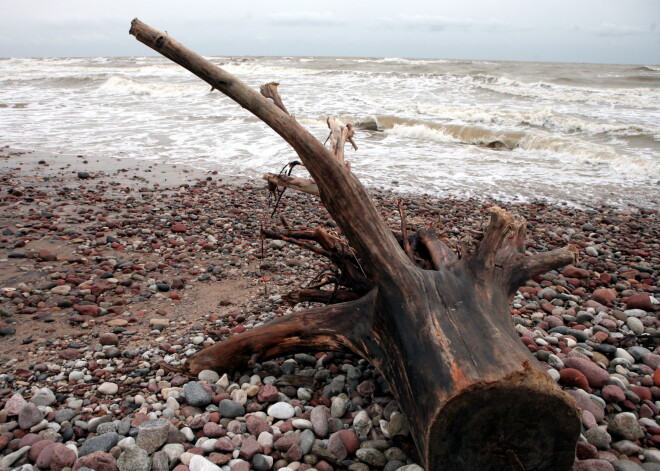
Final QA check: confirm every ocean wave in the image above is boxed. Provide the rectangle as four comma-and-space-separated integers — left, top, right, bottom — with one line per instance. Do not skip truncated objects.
377, 120, 658, 179
345, 112, 657, 141
97, 76, 209, 97
218, 62, 318, 77
475, 75, 660, 107
635, 65, 660, 72
405, 105, 658, 137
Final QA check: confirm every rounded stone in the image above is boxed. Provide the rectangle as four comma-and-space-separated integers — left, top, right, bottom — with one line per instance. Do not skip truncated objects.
310, 406, 329, 437
198, 370, 220, 384
50, 443, 77, 471
72, 451, 119, 471
98, 382, 119, 395
601, 385, 625, 403
30, 388, 56, 406
18, 402, 44, 429
183, 381, 213, 408
218, 399, 245, 419
267, 401, 295, 420
563, 357, 610, 389
607, 412, 645, 441
189, 454, 223, 471
356, 448, 387, 467
78, 432, 120, 457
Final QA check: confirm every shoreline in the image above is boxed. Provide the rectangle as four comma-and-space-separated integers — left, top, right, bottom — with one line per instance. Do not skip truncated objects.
0, 145, 659, 470
3, 145, 655, 214
0, 146, 255, 191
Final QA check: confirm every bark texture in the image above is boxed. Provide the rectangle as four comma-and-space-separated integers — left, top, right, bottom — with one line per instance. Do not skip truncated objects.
130, 18, 581, 471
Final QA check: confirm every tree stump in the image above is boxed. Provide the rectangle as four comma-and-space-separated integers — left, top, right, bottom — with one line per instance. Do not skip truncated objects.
130, 18, 581, 471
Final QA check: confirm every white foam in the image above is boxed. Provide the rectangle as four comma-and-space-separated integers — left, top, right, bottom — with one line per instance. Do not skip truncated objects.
1, 56, 658, 209
407, 105, 659, 137
97, 76, 208, 97
478, 76, 660, 108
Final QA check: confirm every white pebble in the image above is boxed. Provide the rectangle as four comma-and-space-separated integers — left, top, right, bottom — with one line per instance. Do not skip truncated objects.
97, 382, 118, 395
267, 401, 295, 420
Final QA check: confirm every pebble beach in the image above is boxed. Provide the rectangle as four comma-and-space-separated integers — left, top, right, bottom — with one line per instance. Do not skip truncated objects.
0, 145, 659, 471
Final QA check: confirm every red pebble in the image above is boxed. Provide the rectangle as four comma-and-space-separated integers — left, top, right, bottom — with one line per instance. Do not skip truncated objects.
559, 368, 591, 392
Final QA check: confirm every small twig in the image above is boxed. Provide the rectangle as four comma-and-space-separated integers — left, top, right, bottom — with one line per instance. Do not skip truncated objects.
270, 161, 301, 217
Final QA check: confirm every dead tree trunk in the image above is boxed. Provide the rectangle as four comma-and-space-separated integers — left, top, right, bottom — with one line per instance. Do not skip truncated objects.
130, 19, 581, 471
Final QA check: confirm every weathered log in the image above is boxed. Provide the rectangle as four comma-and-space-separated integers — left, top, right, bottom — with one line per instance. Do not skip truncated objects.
263, 172, 319, 196
130, 18, 581, 471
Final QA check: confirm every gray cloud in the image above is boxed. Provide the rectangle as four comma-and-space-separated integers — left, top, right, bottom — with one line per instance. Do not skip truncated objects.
266, 11, 348, 27
385, 14, 510, 33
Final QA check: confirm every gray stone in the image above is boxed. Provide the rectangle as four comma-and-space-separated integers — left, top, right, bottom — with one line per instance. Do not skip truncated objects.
151, 451, 170, 471
218, 399, 245, 419
329, 375, 346, 395
69, 371, 84, 381
30, 388, 56, 407
116, 416, 131, 436
612, 440, 643, 455
151, 451, 169, 471
183, 381, 213, 408
97, 422, 117, 435
641, 463, 660, 471
397, 466, 424, 471
299, 429, 315, 455
18, 402, 43, 430
197, 370, 220, 383
584, 426, 612, 449
162, 443, 184, 465
331, 396, 347, 418
612, 460, 645, 471
353, 410, 372, 437
384, 447, 407, 462
646, 450, 660, 464
608, 412, 645, 441
253, 454, 273, 471
384, 461, 406, 471
78, 432, 120, 457
136, 418, 170, 454
627, 317, 645, 335
628, 347, 652, 362
388, 413, 410, 437
117, 446, 151, 471
10, 465, 33, 471
54, 408, 77, 424
356, 448, 387, 467
362, 439, 390, 451
88, 414, 113, 432
0, 446, 30, 468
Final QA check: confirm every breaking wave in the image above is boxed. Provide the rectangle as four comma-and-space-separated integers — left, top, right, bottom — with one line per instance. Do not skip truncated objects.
344, 116, 659, 179
98, 76, 209, 97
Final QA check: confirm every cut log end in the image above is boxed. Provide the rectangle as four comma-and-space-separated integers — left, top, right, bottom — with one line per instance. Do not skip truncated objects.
425, 364, 580, 471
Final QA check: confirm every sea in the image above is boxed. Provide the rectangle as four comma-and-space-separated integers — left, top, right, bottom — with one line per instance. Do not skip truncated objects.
1, 56, 659, 209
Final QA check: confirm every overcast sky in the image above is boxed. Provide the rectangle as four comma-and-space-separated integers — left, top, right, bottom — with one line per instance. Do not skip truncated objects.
1, 0, 658, 64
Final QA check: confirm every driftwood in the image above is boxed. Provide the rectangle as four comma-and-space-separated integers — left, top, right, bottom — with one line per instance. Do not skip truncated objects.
130, 18, 581, 471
